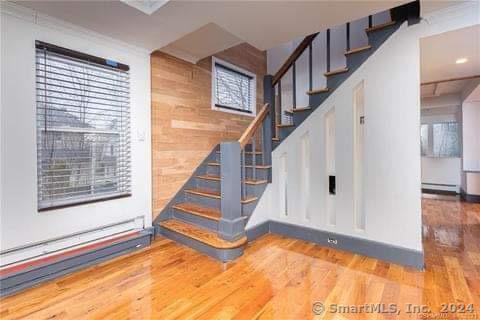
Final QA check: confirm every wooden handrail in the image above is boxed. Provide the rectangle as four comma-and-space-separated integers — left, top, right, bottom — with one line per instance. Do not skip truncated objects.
272, 33, 319, 85
239, 104, 269, 148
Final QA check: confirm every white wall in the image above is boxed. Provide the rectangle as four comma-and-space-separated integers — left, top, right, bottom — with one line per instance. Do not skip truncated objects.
461, 87, 480, 195
421, 158, 461, 187
462, 101, 480, 172
249, 2, 479, 252
0, 4, 152, 254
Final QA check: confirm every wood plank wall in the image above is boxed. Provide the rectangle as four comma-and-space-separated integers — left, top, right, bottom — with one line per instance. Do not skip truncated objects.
151, 43, 267, 219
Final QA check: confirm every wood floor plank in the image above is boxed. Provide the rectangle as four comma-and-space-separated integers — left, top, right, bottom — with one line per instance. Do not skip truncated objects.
1, 198, 479, 319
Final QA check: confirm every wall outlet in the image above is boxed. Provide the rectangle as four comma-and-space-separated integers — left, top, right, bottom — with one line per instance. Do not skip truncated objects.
327, 237, 338, 245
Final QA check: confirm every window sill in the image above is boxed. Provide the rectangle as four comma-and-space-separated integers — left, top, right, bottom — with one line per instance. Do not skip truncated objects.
38, 193, 132, 212
212, 105, 256, 117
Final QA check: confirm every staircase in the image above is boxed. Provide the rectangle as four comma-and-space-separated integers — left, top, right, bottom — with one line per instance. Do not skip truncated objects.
154, 1, 420, 261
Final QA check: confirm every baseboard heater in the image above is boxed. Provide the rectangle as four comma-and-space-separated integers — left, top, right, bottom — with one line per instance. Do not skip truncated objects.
421, 183, 459, 195
0, 228, 153, 296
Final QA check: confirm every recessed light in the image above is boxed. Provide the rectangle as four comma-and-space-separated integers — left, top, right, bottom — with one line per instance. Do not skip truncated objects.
456, 58, 468, 64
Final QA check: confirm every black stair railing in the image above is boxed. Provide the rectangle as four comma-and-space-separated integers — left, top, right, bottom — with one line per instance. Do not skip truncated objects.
268, 6, 411, 133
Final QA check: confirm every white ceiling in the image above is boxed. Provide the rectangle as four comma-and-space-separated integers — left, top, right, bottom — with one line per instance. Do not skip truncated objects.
421, 79, 478, 98
420, 24, 480, 83
12, 0, 471, 63
14, 0, 410, 55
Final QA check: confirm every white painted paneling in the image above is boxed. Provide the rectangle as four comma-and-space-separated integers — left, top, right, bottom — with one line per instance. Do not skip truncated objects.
0, 7, 151, 256
249, 3, 478, 252
300, 132, 311, 221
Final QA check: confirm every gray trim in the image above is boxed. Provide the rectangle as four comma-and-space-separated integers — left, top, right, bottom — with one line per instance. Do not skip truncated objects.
422, 188, 458, 196
245, 221, 424, 269
219, 141, 244, 241
460, 188, 480, 203
0, 230, 152, 296
245, 221, 270, 241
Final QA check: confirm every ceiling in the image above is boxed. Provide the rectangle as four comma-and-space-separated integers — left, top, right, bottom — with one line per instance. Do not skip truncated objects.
12, 0, 472, 63
420, 24, 480, 83
421, 79, 479, 98
14, 0, 410, 59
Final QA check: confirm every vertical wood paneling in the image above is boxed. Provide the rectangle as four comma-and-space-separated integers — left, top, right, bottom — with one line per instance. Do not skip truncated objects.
151, 44, 266, 219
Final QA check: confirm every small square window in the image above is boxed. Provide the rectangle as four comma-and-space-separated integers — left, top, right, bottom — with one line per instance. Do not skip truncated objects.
211, 57, 256, 116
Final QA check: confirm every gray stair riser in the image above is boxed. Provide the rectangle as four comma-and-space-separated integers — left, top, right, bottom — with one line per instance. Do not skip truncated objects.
242, 199, 259, 216
207, 165, 220, 176
173, 209, 219, 231
216, 153, 266, 166
185, 192, 221, 209
158, 226, 244, 262
272, 140, 281, 150
208, 164, 269, 180
367, 23, 400, 48
244, 182, 268, 197
278, 126, 295, 140
308, 90, 330, 112
346, 49, 371, 69
292, 110, 312, 124
196, 178, 220, 190
245, 167, 269, 180
327, 71, 351, 91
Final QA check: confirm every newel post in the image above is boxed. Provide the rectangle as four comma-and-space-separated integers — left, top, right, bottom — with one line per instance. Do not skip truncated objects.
219, 141, 244, 241
263, 75, 273, 181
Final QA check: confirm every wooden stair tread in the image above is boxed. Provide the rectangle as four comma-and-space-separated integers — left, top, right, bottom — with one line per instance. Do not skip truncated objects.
217, 151, 262, 155
207, 162, 220, 166
160, 219, 247, 249
306, 87, 329, 95
365, 21, 396, 33
185, 188, 221, 199
245, 164, 271, 169
172, 202, 221, 221
185, 188, 258, 203
285, 107, 312, 113
196, 174, 220, 181
272, 137, 280, 141
345, 45, 372, 55
197, 175, 267, 185
244, 178, 268, 185
324, 67, 349, 76
277, 124, 294, 128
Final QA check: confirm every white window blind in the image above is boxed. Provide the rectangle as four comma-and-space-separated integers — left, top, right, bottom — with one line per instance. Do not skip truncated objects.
36, 41, 131, 211
212, 57, 256, 114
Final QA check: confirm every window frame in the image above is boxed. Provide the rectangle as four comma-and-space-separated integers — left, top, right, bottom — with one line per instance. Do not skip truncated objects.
35, 41, 131, 212
211, 56, 257, 117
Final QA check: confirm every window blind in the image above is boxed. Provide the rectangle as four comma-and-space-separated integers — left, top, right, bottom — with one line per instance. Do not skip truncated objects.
35, 41, 131, 211
214, 63, 254, 113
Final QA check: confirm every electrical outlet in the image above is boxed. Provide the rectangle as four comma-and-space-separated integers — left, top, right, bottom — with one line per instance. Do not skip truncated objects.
327, 237, 338, 245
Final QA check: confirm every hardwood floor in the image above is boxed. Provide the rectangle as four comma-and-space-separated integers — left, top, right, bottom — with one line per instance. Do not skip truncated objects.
1, 198, 479, 319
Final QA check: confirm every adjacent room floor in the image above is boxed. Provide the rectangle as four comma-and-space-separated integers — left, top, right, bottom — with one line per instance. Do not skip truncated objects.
1, 198, 479, 319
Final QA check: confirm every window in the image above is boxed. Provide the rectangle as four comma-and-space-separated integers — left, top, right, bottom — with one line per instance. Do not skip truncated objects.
212, 57, 256, 116
420, 122, 460, 158
432, 122, 460, 157
420, 124, 429, 156
36, 41, 131, 211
